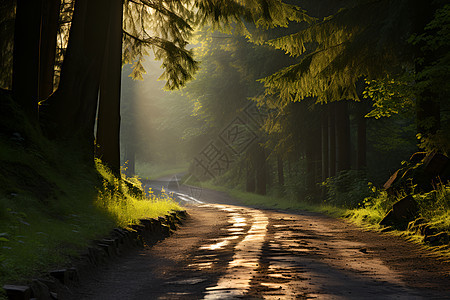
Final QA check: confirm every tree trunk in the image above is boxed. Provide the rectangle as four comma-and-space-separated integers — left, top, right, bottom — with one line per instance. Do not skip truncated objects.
412, 1, 441, 138
335, 100, 351, 172
328, 103, 336, 177
41, 0, 110, 154
356, 100, 367, 170
255, 145, 267, 195
246, 159, 256, 193
96, 0, 123, 174
12, 0, 43, 122
38, 0, 60, 101
277, 155, 284, 187
305, 114, 321, 199
321, 106, 329, 180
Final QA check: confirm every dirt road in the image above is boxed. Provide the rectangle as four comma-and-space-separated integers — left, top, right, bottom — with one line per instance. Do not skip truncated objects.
69, 188, 450, 299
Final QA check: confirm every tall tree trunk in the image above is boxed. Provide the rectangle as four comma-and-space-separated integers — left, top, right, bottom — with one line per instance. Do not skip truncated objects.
41, 0, 110, 154
413, 0, 441, 138
306, 114, 322, 199
335, 100, 351, 172
277, 155, 284, 187
321, 106, 329, 180
328, 103, 336, 177
12, 0, 43, 122
255, 145, 267, 195
356, 100, 367, 170
38, 0, 60, 101
246, 159, 256, 193
96, 0, 123, 174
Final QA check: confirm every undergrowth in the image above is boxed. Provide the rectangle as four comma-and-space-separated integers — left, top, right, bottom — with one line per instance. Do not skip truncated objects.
96, 160, 181, 227
0, 92, 181, 297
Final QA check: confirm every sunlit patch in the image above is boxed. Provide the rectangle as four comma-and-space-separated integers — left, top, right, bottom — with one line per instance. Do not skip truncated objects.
219, 207, 236, 212
223, 235, 239, 240
204, 208, 269, 300
273, 224, 289, 228
199, 239, 230, 250
260, 282, 283, 289
229, 215, 247, 227
187, 262, 213, 269
267, 273, 289, 279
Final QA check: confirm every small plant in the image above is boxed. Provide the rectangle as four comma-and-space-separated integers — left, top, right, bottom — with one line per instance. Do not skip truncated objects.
322, 170, 376, 208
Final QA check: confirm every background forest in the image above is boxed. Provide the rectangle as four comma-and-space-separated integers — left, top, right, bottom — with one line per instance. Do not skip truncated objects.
0, 0, 449, 295
122, 0, 450, 227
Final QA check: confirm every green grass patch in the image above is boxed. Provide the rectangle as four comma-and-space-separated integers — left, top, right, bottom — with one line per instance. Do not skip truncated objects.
135, 162, 188, 180
96, 160, 182, 227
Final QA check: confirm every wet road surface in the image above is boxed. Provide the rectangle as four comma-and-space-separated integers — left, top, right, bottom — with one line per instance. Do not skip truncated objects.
69, 181, 450, 299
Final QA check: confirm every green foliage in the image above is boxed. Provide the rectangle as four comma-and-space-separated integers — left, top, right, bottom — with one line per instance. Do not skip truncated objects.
0, 0, 15, 89
346, 189, 393, 226
409, 4, 450, 96
261, 0, 416, 104
322, 170, 377, 208
123, 0, 198, 90
364, 74, 415, 119
95, 159, 181, 227
415, 186, 450, 232
122, 0, 309, 90
417, 131, 450, 156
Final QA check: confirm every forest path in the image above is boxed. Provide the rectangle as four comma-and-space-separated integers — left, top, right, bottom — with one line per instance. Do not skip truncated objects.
68, 188, 450, 299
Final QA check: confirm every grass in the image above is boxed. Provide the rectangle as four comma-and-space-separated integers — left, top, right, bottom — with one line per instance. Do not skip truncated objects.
135, 162, 188, 180
96, 161, 182, 227
0, 94, 182, 298
0, 155, 181, 298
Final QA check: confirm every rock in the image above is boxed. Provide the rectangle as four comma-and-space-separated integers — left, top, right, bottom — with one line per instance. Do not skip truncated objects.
49, 270, 66, 285
392, 195, 418, 221
139, 219, 153, 230
379, 196, 418, 229
3, 285, 31, 300
101, 239, 119, 255
131, 224, 145, 233
66, 268, 79, 284
379, 210, 395, 227
161, 224, 171, 237
97, 243, 115, 258
384, 151, 450, 194
31, 279, 51, 300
